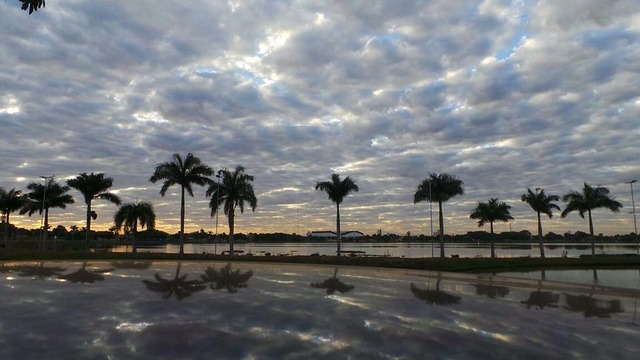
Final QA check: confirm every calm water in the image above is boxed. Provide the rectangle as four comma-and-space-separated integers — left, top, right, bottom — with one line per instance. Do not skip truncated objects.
1, 261, 639, 359
111, 242, 640, 258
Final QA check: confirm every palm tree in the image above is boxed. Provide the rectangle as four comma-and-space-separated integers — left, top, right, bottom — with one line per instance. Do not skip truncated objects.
69, 225, 79, 241
311, 268, 354, 295
113, 202, 156, 253
200, 263, 254, 293
207, 166, 257, 256
0, 187, 26, 244
561, 183, 622, 255
67, 173, 122, 251
149, 153, 213, 255
414, 173, 464, 258
143, 262, 206, 300
469, 198, 514, 258
315, 173, 359, 256
521, 188, 560, 258
20, 180, 74, 249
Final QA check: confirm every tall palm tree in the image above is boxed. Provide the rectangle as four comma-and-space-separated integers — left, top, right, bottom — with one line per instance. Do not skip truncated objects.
414, 173, 464, 258
20, 180, 74, 249
149, 153, 213, 255
469, 198, 514, 258
207, 166, 257, 256
67, 173, 122, 251
113, 202, 156, 253
521, 188, 560, 258
0, 187, 26, 244
315, 173, 359, 256
143, 262, 206, 300
561, 183, 622, 255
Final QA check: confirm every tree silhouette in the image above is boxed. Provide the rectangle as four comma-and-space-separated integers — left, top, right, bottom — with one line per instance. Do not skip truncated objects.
561, 183, 623, 255
149, 153, 213, 255
59, 262, 113, 284
564, 293, 624, 318
311, 268, 354, 295
315, 173, 359, 256
414, 173, 464, 258
410, 276, 461, 306
200, 263, 253, 293
67, 173, 122, 252
4, 0, 45, 14
0, 187, 26, 244
470, 198, 514, 258
20, 180, 74, 249
143, 262, 206, 300
13, 261, 67, 280
473, 276, 510, 299
206, 166, 257, 256
113, 202, 156, 253
521, 188, 560, 258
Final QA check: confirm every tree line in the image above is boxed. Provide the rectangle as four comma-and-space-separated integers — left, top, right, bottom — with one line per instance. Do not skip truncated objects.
0, 153, 628, 258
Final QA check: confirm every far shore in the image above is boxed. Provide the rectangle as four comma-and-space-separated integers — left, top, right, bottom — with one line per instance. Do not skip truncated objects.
2, 250, 640, 273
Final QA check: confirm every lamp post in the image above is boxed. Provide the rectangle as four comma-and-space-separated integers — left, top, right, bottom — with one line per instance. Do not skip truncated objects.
39, 175, 54, 250
627, 180, 638, 255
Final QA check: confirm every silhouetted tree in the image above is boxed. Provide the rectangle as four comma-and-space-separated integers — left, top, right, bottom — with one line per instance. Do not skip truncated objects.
114, 202, 156, 253
67, 173, 122, 252
470, 198, 514, 258
200, 263, 253, 293
206, 166, 257, 256
410, 276, 461, 306
14, 261, 67, 280
561, 183, 622, 255
0, 187, 26, 244
149, 153, 213, 255
414, 173, 464, 258
315, 173, 359, 256
311, 268, 354, 295
143, 262, 206, 300
564, 293, 624, 318
4, 0, 45, 14
59, 262, 113, 284
521, 188, 560, 258
20, 180, 74, 249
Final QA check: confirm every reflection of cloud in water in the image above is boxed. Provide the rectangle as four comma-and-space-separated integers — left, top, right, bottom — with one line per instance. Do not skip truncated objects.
0, 262, 639, 358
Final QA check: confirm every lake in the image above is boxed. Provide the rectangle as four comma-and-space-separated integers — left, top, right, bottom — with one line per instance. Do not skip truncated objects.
111, 242, 640, 258
1, 260, 639, 359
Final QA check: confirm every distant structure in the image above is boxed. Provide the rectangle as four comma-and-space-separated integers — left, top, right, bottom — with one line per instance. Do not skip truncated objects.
309, 231, 364, 239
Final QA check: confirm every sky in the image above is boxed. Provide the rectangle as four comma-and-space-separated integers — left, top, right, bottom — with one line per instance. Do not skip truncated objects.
1, 0, 639, 237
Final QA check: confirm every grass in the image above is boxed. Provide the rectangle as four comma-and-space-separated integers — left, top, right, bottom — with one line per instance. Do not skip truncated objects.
2, 249, 640, 273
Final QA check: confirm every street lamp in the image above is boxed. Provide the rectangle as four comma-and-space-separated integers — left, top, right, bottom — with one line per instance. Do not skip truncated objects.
39, 175, 54, 250
627, 180, 638, 255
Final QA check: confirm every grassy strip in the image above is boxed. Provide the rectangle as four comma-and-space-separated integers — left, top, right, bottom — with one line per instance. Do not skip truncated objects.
2, 251, 640, 273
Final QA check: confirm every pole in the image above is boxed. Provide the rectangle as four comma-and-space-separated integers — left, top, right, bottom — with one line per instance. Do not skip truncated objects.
39, 175, 54, 251
628, 180, 638, 255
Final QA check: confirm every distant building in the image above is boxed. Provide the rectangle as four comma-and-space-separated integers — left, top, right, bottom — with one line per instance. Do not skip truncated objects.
309, 231, 365, 239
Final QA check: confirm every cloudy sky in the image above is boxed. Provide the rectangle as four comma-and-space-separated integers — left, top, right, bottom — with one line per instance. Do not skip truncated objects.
1, 0, 639, 236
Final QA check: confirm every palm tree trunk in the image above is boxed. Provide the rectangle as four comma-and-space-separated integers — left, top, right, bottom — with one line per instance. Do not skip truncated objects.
42, 207, 50, 251
132, 220, 138, 254
179, 186, 185, 255
3, 212, 8, 245
228, 209, 235, 256
588, 209, 595, 256
336, 203, 341, 256
85, 202, 91, 252
490, 221, 495, 258
438, 201, 445, 258
537, 211, 545, 258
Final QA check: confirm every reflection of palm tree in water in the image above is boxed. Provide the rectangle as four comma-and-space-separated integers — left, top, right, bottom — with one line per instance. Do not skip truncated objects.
200, 263, 253, 293
474, 276, 510, 299
15, 262, 67, 280
110, 260, 153, 270
59, 261, 114, 284
410, 273, 461, 305
564, 290, 624, 318
521, 280, 559, 310
311, 268, 355, 295
143, 262, 206, 300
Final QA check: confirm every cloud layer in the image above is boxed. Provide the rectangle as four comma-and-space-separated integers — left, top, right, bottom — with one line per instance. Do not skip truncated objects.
1, 0, 639, 236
